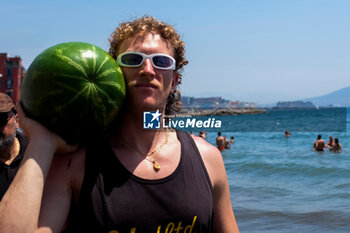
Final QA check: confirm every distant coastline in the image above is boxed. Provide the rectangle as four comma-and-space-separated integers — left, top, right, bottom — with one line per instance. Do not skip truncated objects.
182, 86, 350, 108
180, 107, 266, 116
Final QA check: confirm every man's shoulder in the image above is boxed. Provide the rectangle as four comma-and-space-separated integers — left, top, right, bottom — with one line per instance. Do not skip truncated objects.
191, 135, 223, 163
175, 130, 222, 162
191, 135, 227, 188
50, 147, 86, 185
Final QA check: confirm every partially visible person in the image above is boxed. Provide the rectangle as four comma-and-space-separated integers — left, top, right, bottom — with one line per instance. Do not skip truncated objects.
198, 131, 207, 139
230, 136, 235, 144
284, 131, 290, 137
224, 136, 230, 149
0, 16, 239, 233
326, 136, 334, 150
216, 132, 225, 151
0, 93, 28, 201
313, 134, 325, 152
189, 131, 194, 136
330, 138, 342, 152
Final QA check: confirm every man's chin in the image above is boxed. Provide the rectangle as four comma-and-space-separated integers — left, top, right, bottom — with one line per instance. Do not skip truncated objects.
128, 97, 164, 110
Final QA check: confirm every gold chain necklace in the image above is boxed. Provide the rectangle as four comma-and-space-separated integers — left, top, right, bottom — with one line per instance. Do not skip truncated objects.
119, 130, 169, 172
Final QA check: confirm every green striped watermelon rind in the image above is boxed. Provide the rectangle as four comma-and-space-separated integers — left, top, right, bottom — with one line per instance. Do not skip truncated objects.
21, 42, 126, 144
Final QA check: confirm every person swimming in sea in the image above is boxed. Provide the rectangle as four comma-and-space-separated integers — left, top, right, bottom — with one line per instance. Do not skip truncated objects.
198, 131, 207, 140
330, 137, 342, 152
224, 136, 230, 149
285, 131, 290, 137
216, 132, 225, 151
326, 136, 334, 150
313, 134, 325, 152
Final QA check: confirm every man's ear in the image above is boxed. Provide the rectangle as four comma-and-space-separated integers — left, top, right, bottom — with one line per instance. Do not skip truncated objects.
15, 114, 19, 129
171, 72, 179, 91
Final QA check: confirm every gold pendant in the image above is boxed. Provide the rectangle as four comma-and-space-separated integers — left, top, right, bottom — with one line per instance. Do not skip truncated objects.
153, 162, 160, 171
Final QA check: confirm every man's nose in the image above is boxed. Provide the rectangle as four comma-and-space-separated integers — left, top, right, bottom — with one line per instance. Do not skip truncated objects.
140, 58, 156, 77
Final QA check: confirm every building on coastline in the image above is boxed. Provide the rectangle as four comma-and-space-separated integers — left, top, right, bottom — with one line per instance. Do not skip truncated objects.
181, 96, 226, 108
274, 101, 316, 109
0, 53, 25, 104
181, 96, 257, 109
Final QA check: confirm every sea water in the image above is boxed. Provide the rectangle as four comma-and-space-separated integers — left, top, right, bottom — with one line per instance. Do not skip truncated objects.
187, 108, 350, 233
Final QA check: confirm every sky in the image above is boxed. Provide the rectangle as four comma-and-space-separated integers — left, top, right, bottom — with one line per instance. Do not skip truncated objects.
1, 0, 349, 104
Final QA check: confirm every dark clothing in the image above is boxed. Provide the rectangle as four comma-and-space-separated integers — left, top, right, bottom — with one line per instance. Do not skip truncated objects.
0, 132, 28, 201
64, 130, 214, 233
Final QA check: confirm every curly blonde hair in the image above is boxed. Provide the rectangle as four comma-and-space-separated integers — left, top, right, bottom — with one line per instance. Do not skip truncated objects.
109, 16, 188, 114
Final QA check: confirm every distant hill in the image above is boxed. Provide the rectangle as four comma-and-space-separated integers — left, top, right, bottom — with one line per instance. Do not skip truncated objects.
303, 86, 350, 107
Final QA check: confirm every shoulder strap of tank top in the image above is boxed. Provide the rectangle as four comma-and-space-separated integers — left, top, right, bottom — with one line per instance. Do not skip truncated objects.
175, 130, 213, 189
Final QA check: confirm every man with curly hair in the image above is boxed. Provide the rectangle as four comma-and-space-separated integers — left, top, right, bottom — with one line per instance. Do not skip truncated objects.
0, 16, 239, 233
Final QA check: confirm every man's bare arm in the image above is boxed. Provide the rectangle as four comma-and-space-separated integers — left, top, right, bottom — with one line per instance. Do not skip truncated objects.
193, 136, 240, 233
0, 104, 78, 233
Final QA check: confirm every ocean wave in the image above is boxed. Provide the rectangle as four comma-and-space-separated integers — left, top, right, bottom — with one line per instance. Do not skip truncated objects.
236, 207, 350, 233
334, 183, 350, 189
230, 161, 350, 178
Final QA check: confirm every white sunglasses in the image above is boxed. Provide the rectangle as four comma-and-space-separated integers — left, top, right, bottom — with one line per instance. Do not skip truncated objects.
117, 51, 176, 70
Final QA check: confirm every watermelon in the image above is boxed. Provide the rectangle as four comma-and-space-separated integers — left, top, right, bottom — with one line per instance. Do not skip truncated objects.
20, 42, 125, 144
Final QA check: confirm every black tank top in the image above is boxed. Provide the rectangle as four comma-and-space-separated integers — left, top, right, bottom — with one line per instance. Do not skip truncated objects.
63, 130, 214, 233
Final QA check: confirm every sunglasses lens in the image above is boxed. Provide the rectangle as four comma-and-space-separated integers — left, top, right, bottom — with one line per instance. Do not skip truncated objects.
120, 53, 143, 66
153, 55, 174, 68
0, 113, 9, 126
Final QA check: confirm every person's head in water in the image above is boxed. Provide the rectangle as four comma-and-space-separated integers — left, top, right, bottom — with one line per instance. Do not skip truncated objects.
109, 16, 188, 115
334, 138, 339, 145
317, 134, 322, 140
